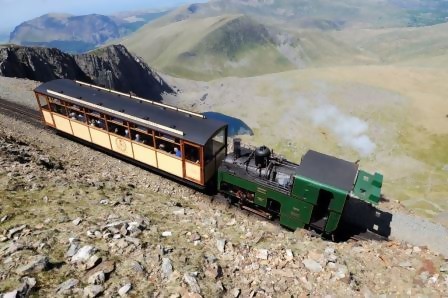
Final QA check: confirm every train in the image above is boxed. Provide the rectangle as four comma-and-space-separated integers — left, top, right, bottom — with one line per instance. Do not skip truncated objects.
34, 79, 383, 236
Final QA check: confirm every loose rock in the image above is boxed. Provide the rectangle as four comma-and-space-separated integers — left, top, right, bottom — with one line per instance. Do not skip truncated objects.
56, 278, 79, 294
162, 231, 172, 237
71, 245, 96, 263
118, 283, 132, 297
183, 273, 201, 294
161, 257, 173, 279
216, 239, 226, 253
87, 271, 106, 285
83, 285, 104, 298
255, 249, 269, 260
16, 255, 50, 275
303, 259, 323, 273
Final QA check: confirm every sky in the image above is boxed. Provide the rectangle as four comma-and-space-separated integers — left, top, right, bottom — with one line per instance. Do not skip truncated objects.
0, 0, 206, 36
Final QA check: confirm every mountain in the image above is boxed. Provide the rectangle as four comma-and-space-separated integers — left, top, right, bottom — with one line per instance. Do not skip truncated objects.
121, 11, 376, 80
123, 14, 304, 80
0, 44, 173, 100
119, 0, 448, 80
157, 0, 448, 30
9, 12, 167, 53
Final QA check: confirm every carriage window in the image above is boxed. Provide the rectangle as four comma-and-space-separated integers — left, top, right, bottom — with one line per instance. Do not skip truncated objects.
68, 108, 86, 123
205, 128, 226, 162
184, 143, 200, 163
156, 133, 179, 144
37, 94, 49, 110
156, 139, 174, 153
88, 115, 106, 129
110, 117, 125, 125
49, 98, 67, 116
213, 128, 226, 145
107, 120, 129, 138
130, 128, 154, 147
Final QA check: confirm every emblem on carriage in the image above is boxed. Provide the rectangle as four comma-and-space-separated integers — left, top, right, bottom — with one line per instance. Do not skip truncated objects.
116, 138, 127, 152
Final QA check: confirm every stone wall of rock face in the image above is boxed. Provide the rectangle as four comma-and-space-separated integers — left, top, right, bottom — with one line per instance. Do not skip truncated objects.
0, 44, 173, 100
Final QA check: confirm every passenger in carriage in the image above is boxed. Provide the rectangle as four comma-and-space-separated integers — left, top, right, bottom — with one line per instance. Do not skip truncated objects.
77, 114, 85, 122
124, 129, 129, 138
69, 111, 77, 119
134, 134, 141, 142
173, 147, 182, 158
96, 119, 104, 129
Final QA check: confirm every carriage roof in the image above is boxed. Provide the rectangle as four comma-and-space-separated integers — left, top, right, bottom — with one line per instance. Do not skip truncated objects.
35, 79, 227, 146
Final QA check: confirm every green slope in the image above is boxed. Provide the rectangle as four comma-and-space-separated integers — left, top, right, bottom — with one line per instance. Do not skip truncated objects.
122, 15, 296, 80
332, 22, 448, 67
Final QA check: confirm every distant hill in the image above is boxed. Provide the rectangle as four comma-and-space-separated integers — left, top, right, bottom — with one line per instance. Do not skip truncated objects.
120, 0, 448, 80
9, 11, 167, 53
161, 0, 448, 30
0, 44, 173, 100
332, 22, 448, 67
123, 15, 303, 80
122, 11, 377, 80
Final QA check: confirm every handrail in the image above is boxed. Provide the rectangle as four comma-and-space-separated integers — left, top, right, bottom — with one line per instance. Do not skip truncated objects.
75, 80, 205, 119
47, 89, 185, 136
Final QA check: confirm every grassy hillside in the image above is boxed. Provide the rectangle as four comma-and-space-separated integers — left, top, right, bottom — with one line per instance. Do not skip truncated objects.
123, 15, 297, 80
122, 12, 382, 80
331, 22, 448, 67
120, 0, 448, 80
164, 0, 448, 29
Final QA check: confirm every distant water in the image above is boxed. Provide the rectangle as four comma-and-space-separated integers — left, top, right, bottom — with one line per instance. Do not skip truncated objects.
204, 112, 253, 137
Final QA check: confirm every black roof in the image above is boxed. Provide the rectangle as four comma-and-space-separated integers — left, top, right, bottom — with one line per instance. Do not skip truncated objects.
295, 150, 359, 192
35, 79, 227, 145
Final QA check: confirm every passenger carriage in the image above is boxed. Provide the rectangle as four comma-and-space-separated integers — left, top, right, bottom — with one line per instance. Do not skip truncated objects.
34, 79, 228, 188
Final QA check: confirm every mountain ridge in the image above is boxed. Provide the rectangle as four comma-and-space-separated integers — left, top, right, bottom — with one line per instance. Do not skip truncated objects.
9, 11, 167, 53
0, 44, 173, 100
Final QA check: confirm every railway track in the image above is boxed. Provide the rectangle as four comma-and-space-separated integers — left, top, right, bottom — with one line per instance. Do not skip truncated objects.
0, 98, 43, 127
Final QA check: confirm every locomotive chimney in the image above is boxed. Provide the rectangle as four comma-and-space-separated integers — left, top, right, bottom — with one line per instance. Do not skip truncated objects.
255, 146, 271, 168
233, 138, 241, 159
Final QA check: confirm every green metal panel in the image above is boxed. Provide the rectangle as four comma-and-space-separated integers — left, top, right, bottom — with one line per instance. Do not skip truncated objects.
353, 170, 383, 205
255, 186, 268, 207
219, 171, 258, 192
327, 189, 347, 213
325, 211, 342, 233
291, 176, 319, 204
218, 169, 350, 233
218, 170, 312, 230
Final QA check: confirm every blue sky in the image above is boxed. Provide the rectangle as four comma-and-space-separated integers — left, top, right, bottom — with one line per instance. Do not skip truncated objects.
0, 0, 206, 35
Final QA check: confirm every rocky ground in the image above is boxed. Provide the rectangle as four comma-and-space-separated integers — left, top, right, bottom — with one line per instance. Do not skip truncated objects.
0, 80, 447, 296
